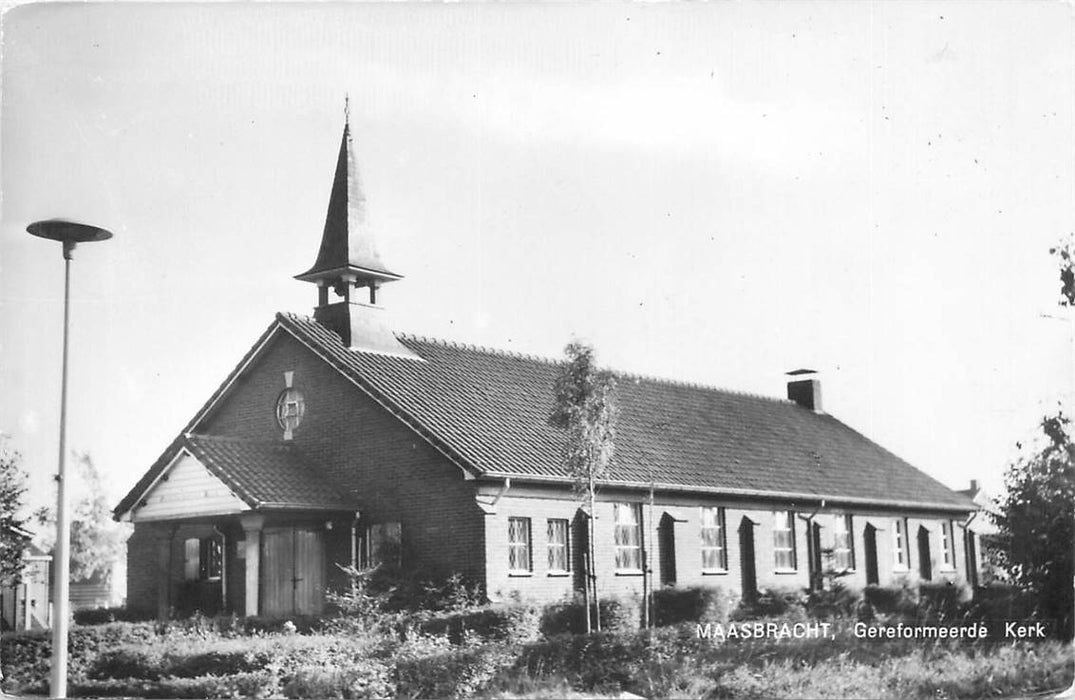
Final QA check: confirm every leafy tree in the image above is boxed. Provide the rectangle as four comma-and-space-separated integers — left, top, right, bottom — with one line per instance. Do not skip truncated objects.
550, 340, 618, 632
0, 438, 30, 587
993, 411, 1074, 638
35, 452, 130, 583
1049, 235, 1074, 306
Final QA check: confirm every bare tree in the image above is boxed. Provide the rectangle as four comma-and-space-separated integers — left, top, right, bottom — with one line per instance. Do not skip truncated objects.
551, 340, 618, 633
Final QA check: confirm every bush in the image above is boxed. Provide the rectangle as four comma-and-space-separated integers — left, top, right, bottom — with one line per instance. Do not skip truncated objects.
965, 584, 1040, 623
805, 582, 863, 620
540, 597, 641, 636
73, 607, 155, 625
862, 583, 920, 619
731, 586, 808, 620
652, 586, 732, 627
396, 644, 516, 698
282, 659, 394, 699
418, 603, 541, 645
72, 671, 279, 699
918, 581, 972, 621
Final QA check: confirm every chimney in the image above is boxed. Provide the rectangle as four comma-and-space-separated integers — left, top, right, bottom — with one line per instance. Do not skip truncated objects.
786, 369, 822, 413
969, 479, 979, 492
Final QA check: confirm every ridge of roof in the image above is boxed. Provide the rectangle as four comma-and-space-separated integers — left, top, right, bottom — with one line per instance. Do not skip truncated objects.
391, 325, 794, 405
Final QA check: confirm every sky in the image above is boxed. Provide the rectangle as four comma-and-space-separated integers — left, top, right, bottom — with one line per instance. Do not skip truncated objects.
1, 2, 1072, 517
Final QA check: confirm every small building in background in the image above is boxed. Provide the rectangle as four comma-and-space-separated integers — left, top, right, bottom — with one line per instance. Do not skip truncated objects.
957, 480, 1005, 585
0, 526, 52, 631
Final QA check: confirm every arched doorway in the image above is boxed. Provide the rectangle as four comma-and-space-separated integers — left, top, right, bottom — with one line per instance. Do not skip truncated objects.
917, 526, 933, 581
738, 516, 757, 602
657, 513, 677, 587
863, 523, 879, 585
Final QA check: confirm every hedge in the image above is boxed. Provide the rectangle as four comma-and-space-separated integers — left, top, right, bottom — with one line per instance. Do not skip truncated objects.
417, 603, 541, 644
653, 586, 733, 627
540, 597, 641, 636
73, 606, 156, 625
71, 672, 280, 699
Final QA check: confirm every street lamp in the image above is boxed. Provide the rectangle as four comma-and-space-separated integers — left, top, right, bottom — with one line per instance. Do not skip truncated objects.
27, 218, 113, 700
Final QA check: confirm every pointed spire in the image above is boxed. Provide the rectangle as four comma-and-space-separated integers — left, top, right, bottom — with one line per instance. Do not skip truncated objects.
295, 110, 401, 283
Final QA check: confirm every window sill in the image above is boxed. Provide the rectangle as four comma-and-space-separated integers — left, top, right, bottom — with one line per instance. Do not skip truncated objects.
508, 572, 533, 578
702, 570, 728, 576
614, 571, 644, 577
774, 569, 799, 575
547, 572, 570, 578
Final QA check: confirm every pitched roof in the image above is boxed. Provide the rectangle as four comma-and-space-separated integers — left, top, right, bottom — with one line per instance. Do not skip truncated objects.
275, 313, 974, 512
115, 433, 357, 517
295, 122, 400, 283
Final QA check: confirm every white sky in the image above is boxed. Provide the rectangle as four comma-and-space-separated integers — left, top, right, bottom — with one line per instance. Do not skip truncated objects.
1, 2, 1072, 515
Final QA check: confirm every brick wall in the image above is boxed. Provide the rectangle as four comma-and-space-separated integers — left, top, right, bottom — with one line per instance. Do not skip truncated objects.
198, 330, 487, 584
125, 523, 159, 614
128, 326, 973, 614
483, 484, 972, 604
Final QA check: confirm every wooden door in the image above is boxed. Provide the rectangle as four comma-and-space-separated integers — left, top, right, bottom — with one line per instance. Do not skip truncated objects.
658, 514, 677, 587
262, 527, 325, 617
864, 524, 879, 585
738, 517, 757, 602
808, 522, 823, 591
293, 528, 325, 615
964, 530, 979, 589
572, 511, 590, 594
917, 526, 933, 581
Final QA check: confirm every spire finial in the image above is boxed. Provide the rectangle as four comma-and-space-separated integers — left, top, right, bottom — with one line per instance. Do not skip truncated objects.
344, 93, 351, 124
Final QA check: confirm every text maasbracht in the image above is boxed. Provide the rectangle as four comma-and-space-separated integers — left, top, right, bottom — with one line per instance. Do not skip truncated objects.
696, 621, 834, 641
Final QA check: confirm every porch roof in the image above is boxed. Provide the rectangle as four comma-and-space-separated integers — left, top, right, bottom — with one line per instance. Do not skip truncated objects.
118, 434, 358, 518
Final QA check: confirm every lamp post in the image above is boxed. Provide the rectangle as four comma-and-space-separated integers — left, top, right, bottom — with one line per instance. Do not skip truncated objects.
27, 218, 113, 700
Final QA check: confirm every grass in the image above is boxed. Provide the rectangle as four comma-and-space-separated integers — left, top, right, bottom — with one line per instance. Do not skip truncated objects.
2, 602, 1072, 698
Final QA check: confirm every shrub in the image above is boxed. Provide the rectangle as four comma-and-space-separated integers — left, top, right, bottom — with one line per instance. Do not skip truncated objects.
964, 584, 1041, 625
918, 580, 972, 621
395, 644, 518, 698
731, 586, 808, 620
72, 671, 279, 699
73, 606, 155, 625
282, 658, 395, 699
540, 597, 640, 636
652, 586, 732, 627
418, 603, 541, 645
862, 582, 919, 619
805, 581, 863, 620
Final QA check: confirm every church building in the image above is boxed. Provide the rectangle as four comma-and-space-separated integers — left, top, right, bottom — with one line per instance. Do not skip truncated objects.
114, 117, 978, 619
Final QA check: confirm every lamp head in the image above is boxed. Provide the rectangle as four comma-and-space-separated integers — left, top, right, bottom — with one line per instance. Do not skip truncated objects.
27, 218, 113, 244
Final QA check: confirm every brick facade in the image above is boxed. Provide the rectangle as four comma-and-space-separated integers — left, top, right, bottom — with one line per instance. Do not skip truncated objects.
124, 328, 976, 616
482, 484, 974, 604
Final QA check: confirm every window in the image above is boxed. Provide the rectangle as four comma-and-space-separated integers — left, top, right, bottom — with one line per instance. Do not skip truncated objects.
360, 522, 402, 569
547, 519, 570, 573
275, 388, 306, 434
508, 517, 532, 573
183, 536, 223, 582
833, 514, 855, 571
940, 520, 956, 570
773, 511, 797, 571
613, 503, 643, 571
893, 518, 909, 569
701, 507, 727, 571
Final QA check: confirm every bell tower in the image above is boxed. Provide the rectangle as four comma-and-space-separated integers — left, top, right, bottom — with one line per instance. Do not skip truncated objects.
295, 105, 418, 359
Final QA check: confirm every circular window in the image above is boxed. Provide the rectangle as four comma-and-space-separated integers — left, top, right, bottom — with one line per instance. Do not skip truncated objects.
276, 388, 306, 432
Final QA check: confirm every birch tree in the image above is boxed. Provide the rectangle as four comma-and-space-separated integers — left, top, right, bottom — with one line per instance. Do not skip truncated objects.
551, 340, 618, 633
